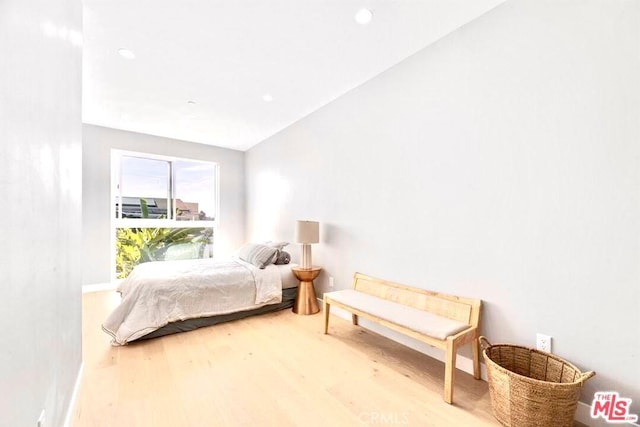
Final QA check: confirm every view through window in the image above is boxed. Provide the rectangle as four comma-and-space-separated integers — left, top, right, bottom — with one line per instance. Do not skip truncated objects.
112, 151, 217, 279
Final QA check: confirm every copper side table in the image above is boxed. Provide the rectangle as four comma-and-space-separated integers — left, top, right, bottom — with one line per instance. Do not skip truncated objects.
291, 266, 321, 315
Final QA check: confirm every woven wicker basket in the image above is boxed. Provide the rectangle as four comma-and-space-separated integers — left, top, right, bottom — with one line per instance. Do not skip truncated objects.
480, 336, 595, 427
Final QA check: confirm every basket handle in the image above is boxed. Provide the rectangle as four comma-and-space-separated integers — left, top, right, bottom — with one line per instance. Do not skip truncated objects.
479, 336, 492, 351
580, 371, 596, 383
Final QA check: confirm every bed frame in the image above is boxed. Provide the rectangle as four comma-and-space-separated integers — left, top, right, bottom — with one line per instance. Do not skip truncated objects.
137, 287, 297, 341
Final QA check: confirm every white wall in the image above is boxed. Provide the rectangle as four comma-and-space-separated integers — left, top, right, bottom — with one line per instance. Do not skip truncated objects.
246, 0, 639, 412
82, 124, 246, 284
0, 0, 83, 426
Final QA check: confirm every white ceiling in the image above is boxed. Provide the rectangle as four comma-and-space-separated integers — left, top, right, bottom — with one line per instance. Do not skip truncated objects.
82, 0, 504, 151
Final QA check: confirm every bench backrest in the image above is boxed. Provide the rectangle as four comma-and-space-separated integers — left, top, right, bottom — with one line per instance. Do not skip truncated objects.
352, 272, 481, 327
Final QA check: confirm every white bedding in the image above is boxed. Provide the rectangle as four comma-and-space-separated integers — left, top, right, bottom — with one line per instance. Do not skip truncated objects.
102, 257, 282, 345
279, 263, 299, 289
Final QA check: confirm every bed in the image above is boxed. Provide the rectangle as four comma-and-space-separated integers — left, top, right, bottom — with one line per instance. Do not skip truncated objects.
102, 255, 298, 345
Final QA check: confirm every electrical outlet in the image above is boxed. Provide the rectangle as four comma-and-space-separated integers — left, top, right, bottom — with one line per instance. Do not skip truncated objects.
329, 276, 334, 288
536, 333, 552, 353
37, 409, 45, 427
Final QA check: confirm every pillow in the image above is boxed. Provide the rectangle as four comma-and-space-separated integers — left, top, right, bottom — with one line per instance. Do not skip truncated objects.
237, 243, 278, 269
274, 250, 291, 265
265, 241, 289, 251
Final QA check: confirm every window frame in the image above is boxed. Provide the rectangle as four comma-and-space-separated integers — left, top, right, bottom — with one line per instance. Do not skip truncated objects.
110, 149, 219, 280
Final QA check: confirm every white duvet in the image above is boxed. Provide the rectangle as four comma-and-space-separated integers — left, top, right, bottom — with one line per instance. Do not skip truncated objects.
102, 257, 282, 345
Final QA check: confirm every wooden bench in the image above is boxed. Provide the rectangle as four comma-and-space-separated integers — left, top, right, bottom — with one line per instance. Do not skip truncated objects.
323, 272, 482, 404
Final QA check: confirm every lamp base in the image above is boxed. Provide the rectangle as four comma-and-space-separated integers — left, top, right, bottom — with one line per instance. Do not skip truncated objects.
300, 244, 312, 269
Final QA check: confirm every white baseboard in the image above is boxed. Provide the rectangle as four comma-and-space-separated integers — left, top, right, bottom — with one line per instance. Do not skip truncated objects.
63, 362, 84, 427
575, 402, 599, 427
82, 282, 119, 293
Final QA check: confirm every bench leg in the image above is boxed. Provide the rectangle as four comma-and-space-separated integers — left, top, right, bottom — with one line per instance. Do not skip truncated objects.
472, 334, 481, 380
444, 339, 456, 404
323, 299, 330, 334
352, 314, 358, 326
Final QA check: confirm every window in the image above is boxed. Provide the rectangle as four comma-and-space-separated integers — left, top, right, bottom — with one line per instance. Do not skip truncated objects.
112, 150, 218, 279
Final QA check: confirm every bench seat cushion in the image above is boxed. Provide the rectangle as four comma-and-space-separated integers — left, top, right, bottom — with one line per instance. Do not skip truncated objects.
325, 289, 469, 340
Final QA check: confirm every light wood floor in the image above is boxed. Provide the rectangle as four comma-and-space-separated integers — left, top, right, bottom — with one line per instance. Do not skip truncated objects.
72, 291, 501, 427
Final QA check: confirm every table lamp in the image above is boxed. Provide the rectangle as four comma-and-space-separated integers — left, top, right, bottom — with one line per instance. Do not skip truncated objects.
295, 220, 319, 269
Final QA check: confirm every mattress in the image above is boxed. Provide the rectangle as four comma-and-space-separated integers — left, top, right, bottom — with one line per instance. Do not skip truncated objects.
279, 263, 299, 289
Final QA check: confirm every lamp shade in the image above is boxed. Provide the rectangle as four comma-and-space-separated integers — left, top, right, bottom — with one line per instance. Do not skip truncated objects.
295, 220, 319, 244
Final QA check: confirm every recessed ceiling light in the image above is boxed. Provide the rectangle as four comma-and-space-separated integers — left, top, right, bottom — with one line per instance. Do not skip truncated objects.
117, 48, 135, 59
354, 9, 373, 25
262, 94, 273, 103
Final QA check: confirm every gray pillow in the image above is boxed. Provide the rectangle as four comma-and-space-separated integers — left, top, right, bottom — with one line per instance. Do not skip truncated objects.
237, 243, 278, 269
274, 250, 291, 265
